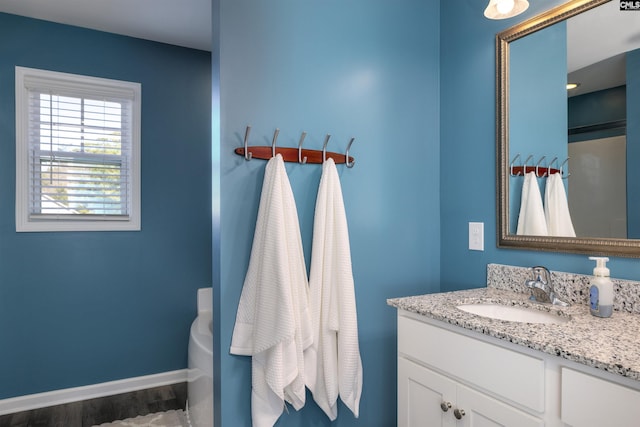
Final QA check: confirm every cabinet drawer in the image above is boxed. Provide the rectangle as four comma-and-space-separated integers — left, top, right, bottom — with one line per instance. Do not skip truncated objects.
562, 368, 640, 427
398, 314, 545, 412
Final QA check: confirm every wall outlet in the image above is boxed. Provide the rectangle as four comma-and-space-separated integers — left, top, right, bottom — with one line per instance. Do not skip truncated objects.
469, 222, 484, 251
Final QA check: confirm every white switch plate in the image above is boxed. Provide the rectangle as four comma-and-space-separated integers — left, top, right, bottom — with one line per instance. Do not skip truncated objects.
469, 222, 484, 251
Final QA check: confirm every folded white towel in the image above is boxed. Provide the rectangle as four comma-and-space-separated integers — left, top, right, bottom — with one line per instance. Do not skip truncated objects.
230, 154, 312, 427
517, 172, 548, 236
305, 158, 362, 421
545, 172, 576, 237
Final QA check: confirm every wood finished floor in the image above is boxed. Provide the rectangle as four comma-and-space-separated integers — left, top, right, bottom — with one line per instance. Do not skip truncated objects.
0, 382, 186, 427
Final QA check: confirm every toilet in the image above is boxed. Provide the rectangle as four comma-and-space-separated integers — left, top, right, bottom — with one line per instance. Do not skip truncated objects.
186, 288, 213, 427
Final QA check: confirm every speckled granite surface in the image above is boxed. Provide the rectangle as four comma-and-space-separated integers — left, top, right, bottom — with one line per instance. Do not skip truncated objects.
387, 263, 640, 382
487, 263, 640, 314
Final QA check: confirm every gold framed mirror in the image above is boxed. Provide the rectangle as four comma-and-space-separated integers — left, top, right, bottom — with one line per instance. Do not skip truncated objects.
497, 0, 640, 257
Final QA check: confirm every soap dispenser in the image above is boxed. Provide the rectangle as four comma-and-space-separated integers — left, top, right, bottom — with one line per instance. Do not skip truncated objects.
588, 256, 613, 318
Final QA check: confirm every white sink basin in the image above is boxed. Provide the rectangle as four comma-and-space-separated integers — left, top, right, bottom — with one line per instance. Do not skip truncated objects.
456, 303, 570, 324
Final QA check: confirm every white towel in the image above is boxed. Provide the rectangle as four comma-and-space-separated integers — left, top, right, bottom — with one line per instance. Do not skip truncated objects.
545, 172, 576, 237
304, 158, 362, 420
230, 154, 312, 427
516, 172, 548, 236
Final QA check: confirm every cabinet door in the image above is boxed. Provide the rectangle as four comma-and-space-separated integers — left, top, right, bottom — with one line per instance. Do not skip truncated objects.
562, 368, 640, 427
456, 384, 544, 427
398, 357, 456, 427
398, 314, 545, 412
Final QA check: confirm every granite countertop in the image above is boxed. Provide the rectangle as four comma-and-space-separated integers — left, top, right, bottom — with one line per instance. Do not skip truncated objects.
387, 287, 640, 382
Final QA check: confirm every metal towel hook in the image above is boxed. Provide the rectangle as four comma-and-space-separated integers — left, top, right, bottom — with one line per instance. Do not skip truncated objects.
322, 134, 331, 163
271, 128, 280, 158
561, 157, 570, 178
523, 154, 533, 175
243, 126, 252, 161
536, 155, 546, 177
345, 137, 355, 168
548, 157, 558, 176
510, 154, 521, 176
298, 132, 308, 164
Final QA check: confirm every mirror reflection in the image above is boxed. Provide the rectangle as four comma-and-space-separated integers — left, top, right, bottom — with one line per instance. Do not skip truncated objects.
498, 0, 640, 256
497, 0, 640, 256
509, 0, 640, 238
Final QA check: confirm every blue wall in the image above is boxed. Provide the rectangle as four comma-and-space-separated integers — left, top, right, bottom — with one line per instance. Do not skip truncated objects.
627, 49, 640, 238
215, 0, 440, 425
0, 14, 212, 398
509, 22, 568, 233
568, 85, 626, 142
510, 21, 567, 155
440, 0, 640, 292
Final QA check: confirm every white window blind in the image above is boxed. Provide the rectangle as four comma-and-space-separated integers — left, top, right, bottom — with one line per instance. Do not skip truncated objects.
29, 90, 132, 217
16, 67, 141, 232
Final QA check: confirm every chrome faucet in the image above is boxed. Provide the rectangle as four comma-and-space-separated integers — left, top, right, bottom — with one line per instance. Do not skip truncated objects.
525, 266, 569, 306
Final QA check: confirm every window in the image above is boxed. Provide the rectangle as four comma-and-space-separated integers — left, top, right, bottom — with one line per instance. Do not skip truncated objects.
15, 67, 141, 231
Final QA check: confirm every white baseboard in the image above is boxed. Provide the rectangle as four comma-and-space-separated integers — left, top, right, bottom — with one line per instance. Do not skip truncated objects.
0, 369, 188, 416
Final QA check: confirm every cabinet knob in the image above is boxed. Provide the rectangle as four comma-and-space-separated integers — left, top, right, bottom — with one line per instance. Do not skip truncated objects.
440, 401, 452, 412
454, 408, 466, 420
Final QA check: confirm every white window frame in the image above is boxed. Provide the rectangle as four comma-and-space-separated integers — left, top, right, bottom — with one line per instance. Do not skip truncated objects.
15, 66, 141, 232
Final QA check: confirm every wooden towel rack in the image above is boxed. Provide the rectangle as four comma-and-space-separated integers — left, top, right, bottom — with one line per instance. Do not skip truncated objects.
235, 126, 355, 167
510, 154, 568, 178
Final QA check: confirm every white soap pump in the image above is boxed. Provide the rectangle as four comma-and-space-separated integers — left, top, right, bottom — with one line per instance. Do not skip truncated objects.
588, 256, 613, 318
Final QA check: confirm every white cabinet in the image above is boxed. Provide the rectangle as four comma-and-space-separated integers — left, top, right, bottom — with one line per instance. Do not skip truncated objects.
397, 314, 545, 413
398, 357, 456, 427
561, 368, 640, 427
455, 384, 543, 427
397, 310, 640, 427
399, 357, 542, 427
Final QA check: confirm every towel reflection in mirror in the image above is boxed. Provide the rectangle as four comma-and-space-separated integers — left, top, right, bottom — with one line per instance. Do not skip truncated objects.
516, 171, 576, 237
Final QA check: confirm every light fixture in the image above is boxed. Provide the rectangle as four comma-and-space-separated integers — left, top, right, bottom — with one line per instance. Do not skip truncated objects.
484, 0, 529, 19
566, 82, 581, 90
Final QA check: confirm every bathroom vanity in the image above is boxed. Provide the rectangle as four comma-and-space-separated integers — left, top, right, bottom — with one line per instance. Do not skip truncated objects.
388, 264, 640, 427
